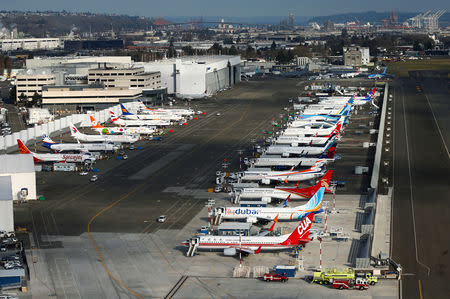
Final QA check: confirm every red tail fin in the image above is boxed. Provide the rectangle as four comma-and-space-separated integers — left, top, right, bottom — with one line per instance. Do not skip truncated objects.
281, 213, 314, 245
17, 139, 31, 154
316, 170, 333, 192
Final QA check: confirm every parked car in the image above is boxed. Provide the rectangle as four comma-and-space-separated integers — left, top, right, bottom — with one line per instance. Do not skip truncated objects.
79, 171, 88, 176
90, 175, 98, 182
157, 215, 167, 223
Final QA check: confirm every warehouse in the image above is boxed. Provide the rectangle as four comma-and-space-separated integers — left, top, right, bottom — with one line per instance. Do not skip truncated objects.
0, 155, 37, 202
137, 55, 241, 99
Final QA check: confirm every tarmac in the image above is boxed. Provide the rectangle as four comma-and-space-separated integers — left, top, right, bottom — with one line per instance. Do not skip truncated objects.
9, 77, 398, 298
390, 70, 450, 299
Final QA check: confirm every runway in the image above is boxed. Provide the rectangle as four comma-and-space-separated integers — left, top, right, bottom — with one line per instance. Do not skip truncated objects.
391, 70, 450, 299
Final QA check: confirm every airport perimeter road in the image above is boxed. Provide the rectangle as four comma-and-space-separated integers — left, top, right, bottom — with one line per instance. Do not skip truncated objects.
391, 71, 450, 299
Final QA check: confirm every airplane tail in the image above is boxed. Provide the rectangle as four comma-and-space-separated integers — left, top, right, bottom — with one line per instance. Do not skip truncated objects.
281, 212, 314, 245
17, 139, 31, 154
42, 133, 57, 148
138, 99, 151, 111
120, 104, 134, 116
318, 141, 336, 158
382, 67, 387, 74
109, 111, 120, 122
356, 66, 360, 74
90, 116, 104, 129
299, 187, 325, 212
69, 124, 82, 137
314, 170, 333, 193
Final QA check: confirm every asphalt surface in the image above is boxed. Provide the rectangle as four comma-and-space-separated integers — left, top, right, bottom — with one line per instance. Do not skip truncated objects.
14, 79, 301, 243
391, 70, 450, 299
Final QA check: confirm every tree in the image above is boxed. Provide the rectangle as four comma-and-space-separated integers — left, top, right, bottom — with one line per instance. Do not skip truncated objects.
4, 56, 12, 77
167, 39, 176, 58
271, 41, 277, 51
223, 37, 234, 45
31, 92, 42, 107
228, 45, 238, 56
182, 46, 195, 56
18, 92, 27, 107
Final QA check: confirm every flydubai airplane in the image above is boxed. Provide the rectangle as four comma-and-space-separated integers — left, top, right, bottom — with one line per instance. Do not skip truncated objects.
340, 66, 360, 78
17, 139, 95, 163
237, 170, 333, 203
240, 160, 325, 184
264, 139, 337, 157
137, 100, 194, 116
216, 187, 324, 223
120, 104, 183, 121
90, 116, 154, 135
368, 67, 387, 79
281, 121, 342, 137
70, 124, 139, 143
110, 111, 171, 127
182, 212, 315, 256
42, 134, 118, 152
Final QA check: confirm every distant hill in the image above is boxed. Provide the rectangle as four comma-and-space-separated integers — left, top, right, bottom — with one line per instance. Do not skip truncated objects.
307, 11, 450, 26
0, 12, 158, 37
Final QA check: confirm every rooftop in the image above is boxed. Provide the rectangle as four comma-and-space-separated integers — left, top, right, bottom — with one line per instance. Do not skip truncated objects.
0, 154, 35, 174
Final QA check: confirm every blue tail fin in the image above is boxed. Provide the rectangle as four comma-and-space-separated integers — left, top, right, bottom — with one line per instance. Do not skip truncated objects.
120, 104, 134, 116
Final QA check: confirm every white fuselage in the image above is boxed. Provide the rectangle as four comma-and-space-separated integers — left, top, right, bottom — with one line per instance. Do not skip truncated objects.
241, 169, 324, 184
238, 188, 309, 201
72, 132, 139, 144
113, 118, 171, 127
123, 113, 183, 121
302, 105, 350, 116
140, 108, 194, 116
252, 156, 333, 167
274, 135, 330, 146
218, 205, 313, 222
264, 144, 330, 156
93, 126, 155, 135
33, 152, 95, 163
194, 234, 296, 251
46, 143, 117, 152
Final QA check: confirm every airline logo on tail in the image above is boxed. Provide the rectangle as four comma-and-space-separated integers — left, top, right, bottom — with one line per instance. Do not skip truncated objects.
109, 111, 120, 122
120, 104, 133, 116
90, 116, 104, 129
70, 125, 79, 135
281, 213, 314, 245
17, 139, 31, 154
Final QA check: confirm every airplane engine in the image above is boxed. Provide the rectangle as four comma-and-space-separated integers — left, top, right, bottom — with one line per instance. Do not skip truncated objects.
291, 143, 298, 147
223, 248, 237, 256
261, 178, 270, 185
282, 152, 290, 157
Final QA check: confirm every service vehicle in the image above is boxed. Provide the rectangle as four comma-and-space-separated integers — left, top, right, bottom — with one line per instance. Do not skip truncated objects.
313, 268, 378, 285
263, 273, 288, 282
158, 215, 166, 223
332, 278, 369, 290
79, 171, 88, 176
90, 175, 98, 182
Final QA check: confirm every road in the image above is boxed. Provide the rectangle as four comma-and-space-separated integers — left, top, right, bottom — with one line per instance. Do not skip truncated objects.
391, 70, 450, 299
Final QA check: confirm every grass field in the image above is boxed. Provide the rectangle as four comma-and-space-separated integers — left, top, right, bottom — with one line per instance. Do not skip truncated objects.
387, 58, 450, 77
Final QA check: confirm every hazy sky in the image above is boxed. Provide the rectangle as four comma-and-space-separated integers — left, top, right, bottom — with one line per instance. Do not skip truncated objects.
3, 0, 449, 17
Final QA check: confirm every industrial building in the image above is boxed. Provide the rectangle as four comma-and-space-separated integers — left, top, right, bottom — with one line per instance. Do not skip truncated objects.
343, 46, 370, 66
0, 37, 62, 51
137, 55, 241, 98
0, 154, 36, 202
88, 66, 161, 90
15, 69, 56, 103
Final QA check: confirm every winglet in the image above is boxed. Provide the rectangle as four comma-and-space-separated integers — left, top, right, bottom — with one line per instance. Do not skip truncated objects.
255, 246, 262, 254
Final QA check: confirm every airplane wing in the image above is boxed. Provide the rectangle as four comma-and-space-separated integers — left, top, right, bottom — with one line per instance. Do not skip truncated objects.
228, 245, 261, 255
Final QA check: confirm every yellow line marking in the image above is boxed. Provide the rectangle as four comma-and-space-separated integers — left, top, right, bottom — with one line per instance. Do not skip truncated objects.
418, 279, 424, 299
87, 99, 254, 297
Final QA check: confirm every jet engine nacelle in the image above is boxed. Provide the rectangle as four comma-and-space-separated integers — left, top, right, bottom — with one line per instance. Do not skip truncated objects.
291, 143, 298, 147
223, 248, 237, 256
282, 152, 290, 157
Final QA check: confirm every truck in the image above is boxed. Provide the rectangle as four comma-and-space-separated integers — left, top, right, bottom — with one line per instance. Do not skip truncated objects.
312, 268, 378, 285
263, 273, 288, 282
332, 278, 369, 290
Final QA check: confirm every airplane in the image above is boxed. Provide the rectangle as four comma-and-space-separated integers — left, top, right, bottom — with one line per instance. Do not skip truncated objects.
240, 160, 325, 184
176, 90, 212, 100
251, 150, 335, 168
42, 134, 118, 152
110, 111, 171, 127
90, 116, 155, 135
120, 104, 183, 121
302, 102, 353, 116
17, 139, 95, 163
70, 124, 139, 143
237, 170, 333, 203
264, 139, 337, 157
368, 67, 387, 79
137, 100, 194, 116
340, 67, 360, 78
182, 212, 315, 256
274, 133, 336, 147
215, 187, 324, 224
281, 121, 342, 137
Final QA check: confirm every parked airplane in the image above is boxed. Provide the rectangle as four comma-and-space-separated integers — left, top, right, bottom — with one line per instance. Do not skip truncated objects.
176, 90, 212, 100
216, 188, 324, 223
302, 102, 352, 116
368, 67, 387, 79
340, 67, 360, 78
274, 133, 335, 147
137, 100, 194, 116
120, 104, 183, 121
182, 212, 315, 256
240, 160, 325, 184
110, 111, 171, 127
70, 124, 139, 143
264, 139, 337, 157
90, 116, 155, 135
251, 150, 335, 168
17, 139, 95, 163
236, 170, 333, 203
42, 134, 118, 152
281, 121, 342, 137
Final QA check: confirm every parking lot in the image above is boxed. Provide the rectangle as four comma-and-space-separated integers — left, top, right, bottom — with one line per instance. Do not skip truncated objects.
10, 78, 397, 298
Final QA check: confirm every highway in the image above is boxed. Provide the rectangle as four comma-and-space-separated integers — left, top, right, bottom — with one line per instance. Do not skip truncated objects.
391, 70, 450, 299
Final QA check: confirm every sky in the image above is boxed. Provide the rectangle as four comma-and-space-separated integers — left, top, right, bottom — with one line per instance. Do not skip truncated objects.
2, 0, 449, 17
